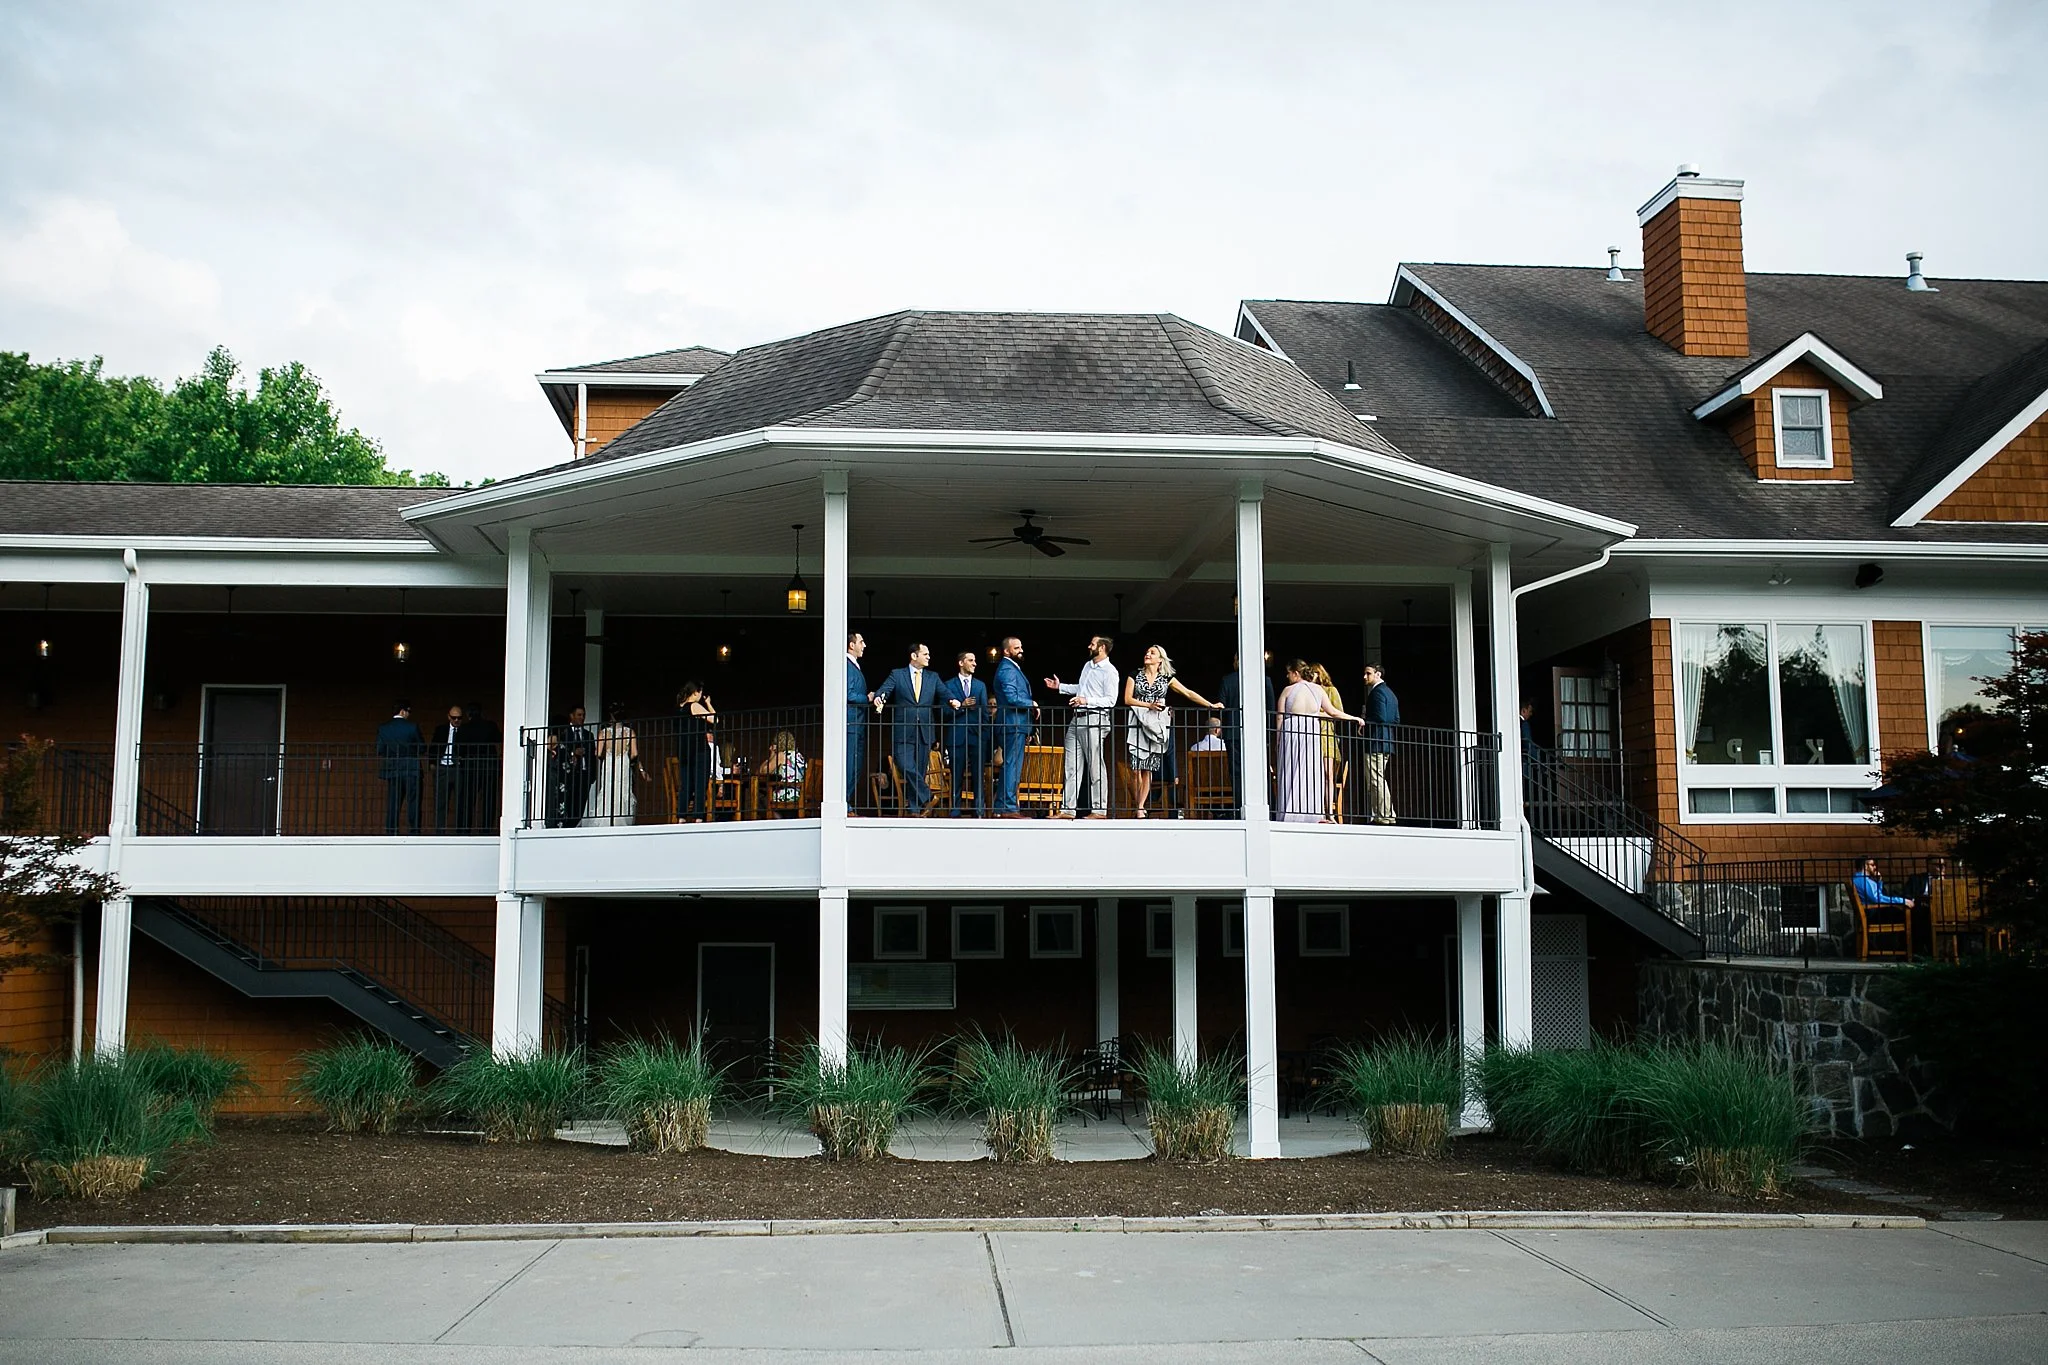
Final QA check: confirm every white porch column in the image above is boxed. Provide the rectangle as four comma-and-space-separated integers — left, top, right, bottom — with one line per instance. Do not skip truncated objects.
1456, 893, 1488, 1127
1243, 889, 1280, 1158
1094, 898, 1120, 1045
1486, 541, 1533, 1048
1171, 893, 1198, 1069
491, 894, 545, 1053
819, 891, 849, 1067
1234, 482, 1270, 835
93, 897, 133, 1058
1452, 572, 1478, 827
582, 607, 604, 719
1496, 893, 1534, 1048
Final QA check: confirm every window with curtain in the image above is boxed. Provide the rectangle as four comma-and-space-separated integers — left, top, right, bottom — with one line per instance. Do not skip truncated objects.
1679, 623, 1771, 764
1776, 624, 1868, 765
1929, 625, 2025, 753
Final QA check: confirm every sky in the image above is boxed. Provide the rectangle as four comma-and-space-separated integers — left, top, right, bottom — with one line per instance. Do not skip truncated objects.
4, 0, 2046, 486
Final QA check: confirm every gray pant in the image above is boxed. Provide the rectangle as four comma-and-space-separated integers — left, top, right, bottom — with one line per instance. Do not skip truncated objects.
1061, 714, 1110, 815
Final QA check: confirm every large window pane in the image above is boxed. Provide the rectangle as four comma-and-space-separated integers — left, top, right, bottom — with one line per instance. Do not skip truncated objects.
1929, 626, 2015, 752
1777, 624, 1869, 765
1680, 624, 1771, 764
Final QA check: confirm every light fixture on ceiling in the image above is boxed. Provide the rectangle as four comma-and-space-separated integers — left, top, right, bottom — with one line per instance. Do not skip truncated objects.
393, 587, 410, 664
785, 524, 809, 614
36, 583, 52, 658
986, 590, 1001, 661
1767, 566, 1792, 587
716, 589, 733, 663
1853, 562, 1884, 590
865, 588, 876, 622
1113, 591, 1124, 634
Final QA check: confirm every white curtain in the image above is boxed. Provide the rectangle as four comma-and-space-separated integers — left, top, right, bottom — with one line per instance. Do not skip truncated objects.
1678, 624, 1711, 761
1818, 625, 1869, 764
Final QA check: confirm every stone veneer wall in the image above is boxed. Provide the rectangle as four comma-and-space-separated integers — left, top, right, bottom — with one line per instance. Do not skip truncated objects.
1638, 960, 1949, 1139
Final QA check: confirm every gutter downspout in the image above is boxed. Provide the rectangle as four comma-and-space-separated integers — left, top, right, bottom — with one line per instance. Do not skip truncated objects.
1505, 547, 1616, 893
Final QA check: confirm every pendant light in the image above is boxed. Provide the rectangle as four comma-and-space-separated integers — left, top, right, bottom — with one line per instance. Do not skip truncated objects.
986, 591, 1001, 662
716, 589, 733, 663
393, 587, 411, 664
785, 524, 809, 614
36, 584, 53, 658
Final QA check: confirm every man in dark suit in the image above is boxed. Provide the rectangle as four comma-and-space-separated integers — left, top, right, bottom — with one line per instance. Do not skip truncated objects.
430, 703, 467, 832
375, 700, 424, 835
460, 700, 500, 833
873, 642, 942, 813
990, 636, 1036, 816
547, 705, 597, 828
939, 649, 990, 815
846, 632, 872, 808
1218, 653, 1274, 818
1360, 663, 1402, 825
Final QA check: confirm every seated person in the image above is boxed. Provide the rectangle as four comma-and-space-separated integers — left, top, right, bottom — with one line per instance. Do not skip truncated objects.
765, 730, 807, 808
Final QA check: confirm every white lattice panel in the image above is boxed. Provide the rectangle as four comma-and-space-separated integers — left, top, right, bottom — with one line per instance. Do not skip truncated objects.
1531, 914, 1590, 1049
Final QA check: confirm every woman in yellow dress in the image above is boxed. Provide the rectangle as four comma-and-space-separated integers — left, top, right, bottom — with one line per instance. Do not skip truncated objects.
1310, 664, 1344, 816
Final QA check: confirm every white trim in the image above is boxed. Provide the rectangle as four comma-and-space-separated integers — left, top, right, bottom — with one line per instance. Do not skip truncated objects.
1618, 538, 2048, 561
1297, 902, 1350, 957
949, 904, 1004, 960
1232, 305, 1290, 359
1028, 904, 1083, 959
873, 904, 926, 960
1386, 267, 1556, 418
0, 535, 439, 556
1636, 174, 1745, 224
1770, 388, 1835, 470
534, 371, 710, 387
1893, 384, 2048, 527
1690, 332, 1883, 420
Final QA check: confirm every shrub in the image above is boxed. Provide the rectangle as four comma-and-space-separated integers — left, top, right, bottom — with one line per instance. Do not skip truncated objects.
125, 1041, 255, 1128
1878, 957, 2048, 1138
21, 1055, 199, 1198
1132, 1044, 1241, 1162
775, 1040, 932, 1160
0, 1062, 27, 1169
1323, 1034, 1463, 1159
433, 1048, 586, 1143
951, 1032, 1074, 1164
590, 1033, 722, 1154
290, 1036, 419, 1135
1623, 1041, 1811, 1196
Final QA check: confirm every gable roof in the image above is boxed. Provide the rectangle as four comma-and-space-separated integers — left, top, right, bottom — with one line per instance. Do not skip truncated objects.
535, 310, 1405, 478
0, 482, 453, 542
1690, 331, 1884, 420
1890, 336, 2048, 524
1244, 266, 2048, 544
548, 346, 731, 377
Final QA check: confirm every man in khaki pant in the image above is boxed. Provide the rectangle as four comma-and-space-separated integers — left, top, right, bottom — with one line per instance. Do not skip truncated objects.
1360, 663, 1400, 824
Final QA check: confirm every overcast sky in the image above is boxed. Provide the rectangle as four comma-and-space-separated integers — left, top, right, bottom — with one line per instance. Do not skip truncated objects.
5, 1, 2045, 485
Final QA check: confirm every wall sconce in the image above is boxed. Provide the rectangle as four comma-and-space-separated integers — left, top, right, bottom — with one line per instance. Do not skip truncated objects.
785, 524, 809, 614
1853, 562, 1884, 590
1766, 566, 1792, 587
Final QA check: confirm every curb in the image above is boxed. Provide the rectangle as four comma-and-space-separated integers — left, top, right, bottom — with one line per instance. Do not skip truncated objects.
6, 1209, 1925, 1247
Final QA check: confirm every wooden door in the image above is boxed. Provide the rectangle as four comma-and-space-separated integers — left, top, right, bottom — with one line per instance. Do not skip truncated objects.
200, 687, 284, 835
698, 943, 775, 1087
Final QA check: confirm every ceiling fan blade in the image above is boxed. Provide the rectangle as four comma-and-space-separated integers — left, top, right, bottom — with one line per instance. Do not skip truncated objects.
976, 539, 1021, 549
967, 536, 1018, 544
1035, 539, 1066, 558
1042, 536, 1092, 546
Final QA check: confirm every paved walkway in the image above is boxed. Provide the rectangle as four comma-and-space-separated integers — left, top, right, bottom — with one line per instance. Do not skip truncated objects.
2, 1221, 2043, 1362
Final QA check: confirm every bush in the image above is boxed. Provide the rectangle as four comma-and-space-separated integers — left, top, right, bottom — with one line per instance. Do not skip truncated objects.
951, 1032, 1074, 1164
590, 1033, 722, 1154
433, 1048, 586, 1143
0, 1062, 27, 1169
1323, 1035, 1463, 1159
124, 1041, 255, 1128
775, 1040, 932, 1160
1132, 1044, 1241, 1162
290, 1036, 419, 1135
1879, 957, 2048, 1138
21, 1055, 200, 1198
1624, 1042, 1811, 1196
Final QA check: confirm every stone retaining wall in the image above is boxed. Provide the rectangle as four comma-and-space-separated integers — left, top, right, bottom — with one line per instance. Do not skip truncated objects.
1637, 960, 1949, 1139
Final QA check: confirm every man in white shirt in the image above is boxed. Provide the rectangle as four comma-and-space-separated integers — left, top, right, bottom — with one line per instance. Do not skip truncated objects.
1044, 635, 1118, 818
1191, 713, 1227, 752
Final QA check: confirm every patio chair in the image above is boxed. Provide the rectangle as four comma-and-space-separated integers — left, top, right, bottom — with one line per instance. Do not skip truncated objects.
1183, 750, 1231, 818
1849, 883, 1911, 961
1065, 1038, 1124, 1123
1017, 745, 1064, 815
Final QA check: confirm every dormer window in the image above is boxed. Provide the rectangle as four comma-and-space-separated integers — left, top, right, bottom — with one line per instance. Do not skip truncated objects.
1773, 389, 1832, 468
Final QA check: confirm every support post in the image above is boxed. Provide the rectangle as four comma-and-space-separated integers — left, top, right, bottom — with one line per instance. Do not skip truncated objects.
108, 550, 149, 846
492, 529, 550, 1054
582, 607, 604, 720
1171, 893, 1198, 1070
1456, 893, 1488, 1127
1485, 541, 1533, 1048
93, 896, 132, 1058
1496, 893, 1534, 1048
1094, 898, 1120, 1045
491, 894, 545, 1053
1452, 573, 1478, 827
818, 890, 849, 1068
1243, 889, 1280, 1157
820, 473, 849, 828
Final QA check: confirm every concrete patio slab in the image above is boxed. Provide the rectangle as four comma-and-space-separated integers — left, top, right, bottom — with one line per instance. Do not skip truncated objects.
1929, 1219, 2048, 1266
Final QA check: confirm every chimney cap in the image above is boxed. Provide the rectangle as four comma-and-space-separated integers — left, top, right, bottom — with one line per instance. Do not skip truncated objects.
1677, 163, 1701, 177
1637, 167, 1745, 225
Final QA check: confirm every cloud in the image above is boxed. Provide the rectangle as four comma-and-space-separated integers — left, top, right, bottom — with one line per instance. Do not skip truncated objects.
0, 197, 220, 325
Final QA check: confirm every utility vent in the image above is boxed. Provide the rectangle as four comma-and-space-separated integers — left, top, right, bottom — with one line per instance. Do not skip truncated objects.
848, 962, 956, 1011
1906, 252, 1939, 292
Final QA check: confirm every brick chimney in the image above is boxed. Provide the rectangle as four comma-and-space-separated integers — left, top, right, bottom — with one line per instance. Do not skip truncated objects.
1637, 165, 1748, 357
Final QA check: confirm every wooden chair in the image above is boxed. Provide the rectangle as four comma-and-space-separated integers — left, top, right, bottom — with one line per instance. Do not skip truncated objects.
1016, 745, 1065, 815
872, 760, 907, 816
1849, 883, 1911, 961
1182, 749, 1232, 818
708, 776, 742, 822
796, 763, 822, 818
662, 755, 681, 822
1928, 873, 2000, 961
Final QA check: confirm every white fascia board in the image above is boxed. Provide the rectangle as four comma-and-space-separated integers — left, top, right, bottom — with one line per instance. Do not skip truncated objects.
534, 371, 707, 387
1385, 267, 1555, 417
1232, 304, 1289, 359
1616, 537, 2048, 561
405, 424, 1635, 545
1636, 175, 1745, 224
0, 534, 440, 556
1691, 332, 1884, 420
1892, 384, 2048, 527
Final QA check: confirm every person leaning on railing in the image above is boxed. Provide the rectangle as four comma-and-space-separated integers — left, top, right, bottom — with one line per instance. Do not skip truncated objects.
1124, 645, 1220, 819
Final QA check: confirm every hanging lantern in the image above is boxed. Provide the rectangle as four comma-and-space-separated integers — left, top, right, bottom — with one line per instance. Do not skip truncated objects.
785, 524, 809, 614
36, 583, 53, 658
716, 588, 734, 662
393, 587, 411, 663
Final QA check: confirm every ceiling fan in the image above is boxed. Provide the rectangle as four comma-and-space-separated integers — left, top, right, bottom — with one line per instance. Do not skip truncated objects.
969, 509, 1092, 558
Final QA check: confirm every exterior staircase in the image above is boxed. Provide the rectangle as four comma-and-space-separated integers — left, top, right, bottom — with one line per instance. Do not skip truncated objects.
1525, 752, 1706, 958
132, 896, 563, 1067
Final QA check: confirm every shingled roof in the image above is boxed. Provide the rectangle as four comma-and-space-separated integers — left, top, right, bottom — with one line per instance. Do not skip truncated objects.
550, 346, 731, 376
0, 482, 453, 540
1244, 268, 2048, 542
554, 310, 1404, 475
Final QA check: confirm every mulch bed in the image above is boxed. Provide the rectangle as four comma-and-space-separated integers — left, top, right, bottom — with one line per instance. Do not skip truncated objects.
1817, 1134, 2048, 1220
16, 1118, 1899, 1230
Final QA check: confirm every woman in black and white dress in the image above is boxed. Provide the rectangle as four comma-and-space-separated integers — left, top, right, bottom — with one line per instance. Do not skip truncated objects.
1123, 645, 1220, 817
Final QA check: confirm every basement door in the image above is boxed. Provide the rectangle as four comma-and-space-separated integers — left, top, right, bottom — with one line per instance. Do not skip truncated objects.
199, 686, 285, 835
698, 943, 775, 1086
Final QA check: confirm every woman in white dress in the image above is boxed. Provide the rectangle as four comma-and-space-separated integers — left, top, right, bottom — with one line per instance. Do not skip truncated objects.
1123, 645, 1221, 817
1276, 660, 1359, 823
581, 700, 643, 827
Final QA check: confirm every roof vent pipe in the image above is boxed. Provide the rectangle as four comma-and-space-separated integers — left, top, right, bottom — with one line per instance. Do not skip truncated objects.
1343, 359, 1361, 391
1906, 252, 1938, 292
1676, 162, 1700, 178
1606, 247, 1626, 282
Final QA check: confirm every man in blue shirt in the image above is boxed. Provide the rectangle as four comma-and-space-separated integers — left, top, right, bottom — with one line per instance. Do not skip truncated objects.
990, 636, 1037, 816
845, 633, 873, 808
1360, 663, 1401, 825
1852, 857, 1914, 913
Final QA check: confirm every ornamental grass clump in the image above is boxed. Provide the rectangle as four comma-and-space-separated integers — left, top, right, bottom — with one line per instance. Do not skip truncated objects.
591, 1033, 723, 1154
433, 1047, 587, 1143
124, 1041, 256, 1131
1323, 1034, 1463, 1159
1133, 1044, 1241, 1162
290, 1036, 419, 1135
1622, 1041, 1812, 1196
951, 1032, 1074, 1164
776, 1040, 933, 1160
21, 1055, 200, 1199
0, 1063, 27, 1169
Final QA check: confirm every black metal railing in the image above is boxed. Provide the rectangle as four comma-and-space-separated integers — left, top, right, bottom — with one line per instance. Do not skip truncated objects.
135, 742, 503, 836
1525, 748, 1707, 905
2, 740, 114, 836
1662, 856, 2001, 963
1273, 719, 1500, 829
519, 707, 823, 828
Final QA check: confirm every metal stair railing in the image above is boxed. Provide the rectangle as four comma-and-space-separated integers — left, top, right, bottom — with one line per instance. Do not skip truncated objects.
1525, 748, 1707, 931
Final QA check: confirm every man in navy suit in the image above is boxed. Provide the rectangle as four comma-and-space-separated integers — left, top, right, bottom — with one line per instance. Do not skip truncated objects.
873, 642, 941, 812
1218, 653, 1273, 818
990, 636, 1036, 816
375, 700, 424, 834
845, 632, 872, 808
939, 649, 989, 815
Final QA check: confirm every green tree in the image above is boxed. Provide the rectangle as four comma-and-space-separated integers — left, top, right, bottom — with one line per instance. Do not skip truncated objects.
1, 740, 121, 985
0, 347, 448, 486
